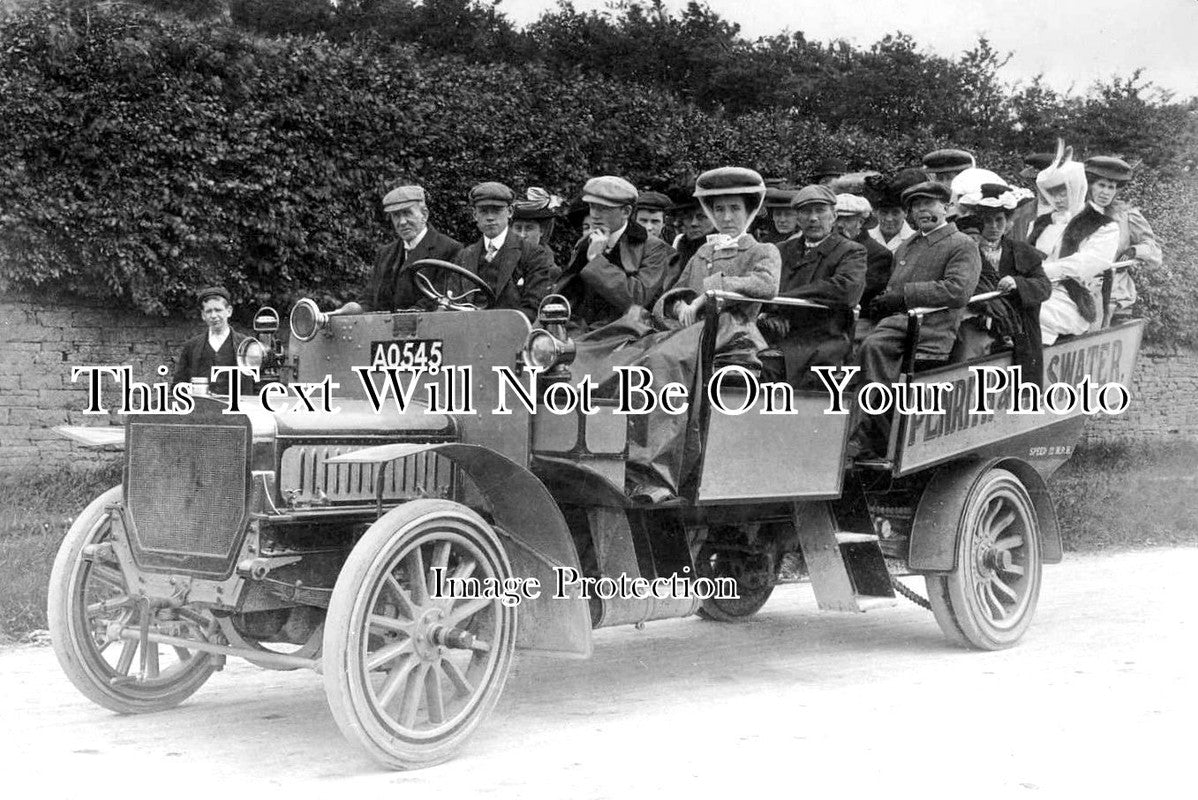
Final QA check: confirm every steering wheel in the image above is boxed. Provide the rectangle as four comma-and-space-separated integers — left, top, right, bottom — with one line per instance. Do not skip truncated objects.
409, 259, 497, 311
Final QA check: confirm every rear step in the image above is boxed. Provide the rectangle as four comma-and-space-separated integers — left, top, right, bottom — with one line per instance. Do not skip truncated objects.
792, 503, 897, 613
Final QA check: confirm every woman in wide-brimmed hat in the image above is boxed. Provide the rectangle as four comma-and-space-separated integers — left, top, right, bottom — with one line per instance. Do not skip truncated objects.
569, 167, 781, 501
511, 187, 564, 248
956, 182, 1052, 382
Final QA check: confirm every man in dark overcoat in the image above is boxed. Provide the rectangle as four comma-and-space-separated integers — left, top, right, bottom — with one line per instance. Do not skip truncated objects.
555, 175, 673, 331
758, 185, 866, 388
453, 181, 558, 322
365, 184, 462, 311
851, 181, 982, 456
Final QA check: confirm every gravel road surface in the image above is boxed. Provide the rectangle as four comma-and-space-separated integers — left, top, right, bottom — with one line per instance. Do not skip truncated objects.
4, 547, 1193, 798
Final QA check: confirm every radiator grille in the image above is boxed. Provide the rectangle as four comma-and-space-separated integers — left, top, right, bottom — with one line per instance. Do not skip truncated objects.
126, 422, 248, 560
279, 445, 457, 505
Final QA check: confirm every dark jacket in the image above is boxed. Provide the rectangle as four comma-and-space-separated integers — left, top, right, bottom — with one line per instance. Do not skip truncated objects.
973, 239, 1052, 384
557, 221, 673, 330
854, 230, 895, 319
366, 226, 462, 312
773, 233, 866, 387
454, 231, 558, 321
171, 329, 251, 394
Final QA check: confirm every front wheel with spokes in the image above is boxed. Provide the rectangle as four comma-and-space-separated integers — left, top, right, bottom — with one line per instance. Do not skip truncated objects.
47, 486, 220, 713
926, 468, 1043, 650
322, 499, 516, 769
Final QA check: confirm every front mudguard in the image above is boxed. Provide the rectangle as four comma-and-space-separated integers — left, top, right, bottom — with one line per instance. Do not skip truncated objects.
909, 457, 1062, 573
329, 442, 592, 657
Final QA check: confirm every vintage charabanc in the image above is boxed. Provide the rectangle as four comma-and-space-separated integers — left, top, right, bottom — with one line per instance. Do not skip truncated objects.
50, 259, 1143, 768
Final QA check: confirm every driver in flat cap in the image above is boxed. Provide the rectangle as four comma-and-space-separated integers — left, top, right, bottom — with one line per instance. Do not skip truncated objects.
555, 175, 673, 331
451, 181, 557, 321
171, 286, 250, 395
366, 184, 462, 311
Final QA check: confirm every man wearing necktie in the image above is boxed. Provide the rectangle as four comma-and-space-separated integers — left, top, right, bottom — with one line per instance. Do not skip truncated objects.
555, 175, 673, 331
365, 184, 462, 311
757, 184, 866, 389
451, 182, 557, 322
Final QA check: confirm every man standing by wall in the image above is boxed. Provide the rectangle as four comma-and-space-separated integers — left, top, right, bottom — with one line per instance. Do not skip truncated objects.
170, 287, 249, 395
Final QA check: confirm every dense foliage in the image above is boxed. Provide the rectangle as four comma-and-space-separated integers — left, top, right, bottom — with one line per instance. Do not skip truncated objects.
1, 1, 1195, 346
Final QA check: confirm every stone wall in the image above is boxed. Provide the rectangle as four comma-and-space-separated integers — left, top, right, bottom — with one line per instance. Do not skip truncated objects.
1, 295, 1196, 473
0, 294, 197, 471
1082, 346, 1198, 444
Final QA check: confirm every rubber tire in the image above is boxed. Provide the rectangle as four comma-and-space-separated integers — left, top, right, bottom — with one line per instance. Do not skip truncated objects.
697, 584, 775, 623
696, 545, 775, 623
47, 486, 218, 713
925, 468, 1043, 650
322, 499, 516, 770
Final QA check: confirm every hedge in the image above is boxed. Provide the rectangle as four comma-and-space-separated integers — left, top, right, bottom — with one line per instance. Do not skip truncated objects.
2, 2, 1196, 347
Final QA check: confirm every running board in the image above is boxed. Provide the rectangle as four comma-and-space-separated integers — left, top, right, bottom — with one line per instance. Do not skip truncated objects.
792, 503, 896, 612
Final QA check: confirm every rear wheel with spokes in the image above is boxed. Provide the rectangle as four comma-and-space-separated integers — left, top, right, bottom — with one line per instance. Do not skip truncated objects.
926, 469, 1043, 650
322, 499, 516, 769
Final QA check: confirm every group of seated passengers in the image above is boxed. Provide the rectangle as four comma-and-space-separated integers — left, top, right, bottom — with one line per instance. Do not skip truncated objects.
361, 147, 1156, 403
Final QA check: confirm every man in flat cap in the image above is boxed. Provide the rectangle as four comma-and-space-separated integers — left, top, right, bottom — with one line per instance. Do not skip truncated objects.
758, 185, 866, 388
634, 191, 673, 242
171, 287, 251, 395
1084, 155, 1162, 324
812, 158, 847, 186
365, 184, 462, 312
451, 181, 557, 321
555, 175, 673, 330
834, 193, 893, 335
851, 181, 982, 457
922, 149, 976, 188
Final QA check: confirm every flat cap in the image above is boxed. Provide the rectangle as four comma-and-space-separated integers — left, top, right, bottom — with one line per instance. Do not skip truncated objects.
812, 158, 847, 178
468, 181, 515, 205
694, 167, 766, 198
636, 191, 672, 211
764, 186, 798, 207
922, 149, 975, 172
790, 184, 838, 209
382, 185, 426, 212
901, 181, 952, 208
1085, 156, 1133, 183
582, 176, 638, 207
835, 193, 873, 217
868, 167, 930, 209
197, 286, 230, 304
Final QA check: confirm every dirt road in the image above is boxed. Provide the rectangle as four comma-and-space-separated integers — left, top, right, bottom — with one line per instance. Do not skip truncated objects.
4, 547, 1193, 798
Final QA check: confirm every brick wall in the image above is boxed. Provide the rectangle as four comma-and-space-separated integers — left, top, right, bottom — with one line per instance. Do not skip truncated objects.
0, 294, 198, 470
1082, 347, 1198, 444
1, 295, 1196, 473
